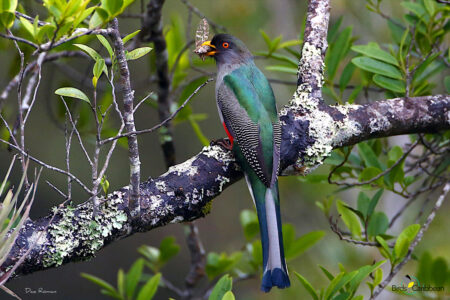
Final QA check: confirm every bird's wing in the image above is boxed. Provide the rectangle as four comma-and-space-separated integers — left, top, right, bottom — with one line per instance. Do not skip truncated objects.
218, 65, 280, 186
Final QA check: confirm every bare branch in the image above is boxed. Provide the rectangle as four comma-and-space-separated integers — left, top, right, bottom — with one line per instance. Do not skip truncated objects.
0, 138, 92, 194
109, 18, 141, 215
0, 33, 39, 49
179, 0, 227, 32
1, 0, 449, 282
101, 78, 213, 144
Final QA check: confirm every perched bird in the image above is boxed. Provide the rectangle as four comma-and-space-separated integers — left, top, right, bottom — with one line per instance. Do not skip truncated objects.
199, 34, 290, 292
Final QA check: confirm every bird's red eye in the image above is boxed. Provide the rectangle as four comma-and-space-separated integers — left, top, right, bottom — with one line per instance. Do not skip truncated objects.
222, 42, 229, 48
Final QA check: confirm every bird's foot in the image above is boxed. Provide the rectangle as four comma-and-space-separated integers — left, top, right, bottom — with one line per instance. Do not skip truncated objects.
210, 138, 233, 151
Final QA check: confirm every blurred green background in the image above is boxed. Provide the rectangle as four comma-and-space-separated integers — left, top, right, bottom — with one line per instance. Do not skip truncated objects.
0, 0, 449, 299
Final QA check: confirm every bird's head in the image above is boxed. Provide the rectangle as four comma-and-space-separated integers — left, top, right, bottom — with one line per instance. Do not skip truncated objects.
199, 34, 252, 65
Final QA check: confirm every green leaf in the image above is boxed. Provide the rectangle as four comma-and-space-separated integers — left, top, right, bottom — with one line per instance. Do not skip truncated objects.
367, 189, 383, 218
103, 0, 123, 16
74, 5, 95, 28
259, 29, 272, 49
326, 27, 353, 80
285, 231, 325, 260
126, 47, 152, 60
189, 117, 210, 146
324, 271, 357, 300
240, 209, 259, 240
339, 62, 356, 92
89, 8, 109, 29
367, 212, 389, 237
357, 192, 370, 219
431, 257, 447, 286
269, 35, 282, 53
93, 58, 106, 80
206, 252, 242, 280
2, 0, 17, 11
417, 251, 432, 284
348, 260, 386, 293
81, 273, 119, 297
208, 274, 232, 300
394, 224, 420, 260
279, 39, 302, 49
74, 44, 103, 61
19, 17, 36, 39
0, 12, 14, 29
337, 200, 361, 238
401, 2, 428, 20
294, 272, 319, 300
100, 176, 109, 194
299, 174, 329, 183
159, 236, 180, 264
359, 167, 383, 185
388, 146, 403, 161
138, 245, 160, 269
374, 268, 383, 286
126, 259, 144, 299
221, 291, 235, 300
250, 240, 263, 266
352, 57, 402, 80
372, 75, 405, 93
327, 16, 343, 43
36, 24, 56, 44
358, 143, 384, 170
117, 269, 125, 297
412, 53, 440, 81
423, 0, 435, 16
444, 76, 450, 94
333, 293, 351, 300
55, 87, 90, 103
376, 236, 393, 261
137, 273, 160, 300
123, 30, 141, 44
96, 35, 114, 59
351, 45, 398, 66
266, 65, 297, 74
347, 84, 362, 103
319, 265, 335, 281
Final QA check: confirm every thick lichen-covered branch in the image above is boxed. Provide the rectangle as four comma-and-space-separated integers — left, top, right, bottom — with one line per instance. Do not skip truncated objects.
1, 0, 449, 280
2, 94, 448, 278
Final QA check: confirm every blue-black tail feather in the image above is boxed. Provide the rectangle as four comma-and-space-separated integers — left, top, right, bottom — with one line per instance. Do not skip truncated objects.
245, 174, 290, 292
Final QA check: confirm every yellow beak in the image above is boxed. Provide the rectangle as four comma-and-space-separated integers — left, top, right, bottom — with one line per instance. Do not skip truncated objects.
201, 40, 217, 56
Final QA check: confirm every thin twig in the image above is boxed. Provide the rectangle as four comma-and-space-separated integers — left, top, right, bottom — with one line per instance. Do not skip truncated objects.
0, 33, 39, 49
61, 98, 93, 167
46, 180, 68, 199
15, 11, 49, 26
371, 183, 450, 299
330, 140, 419, 186
179, 0, 227, 32
0, 138, 92, 194
329, 216, 394, 247
101, 78, 213, 144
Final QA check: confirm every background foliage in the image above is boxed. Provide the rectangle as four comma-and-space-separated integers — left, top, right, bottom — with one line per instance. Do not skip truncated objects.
0, 0, 448, 299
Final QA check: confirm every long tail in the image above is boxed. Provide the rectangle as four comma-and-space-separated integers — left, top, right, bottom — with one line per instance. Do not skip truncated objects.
245, 174, 290, 292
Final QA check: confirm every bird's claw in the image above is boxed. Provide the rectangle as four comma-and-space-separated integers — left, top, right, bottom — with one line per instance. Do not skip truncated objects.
210, 138, 233, 151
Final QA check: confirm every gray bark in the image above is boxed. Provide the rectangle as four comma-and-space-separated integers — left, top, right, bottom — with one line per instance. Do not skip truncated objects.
1, 0, 449, 279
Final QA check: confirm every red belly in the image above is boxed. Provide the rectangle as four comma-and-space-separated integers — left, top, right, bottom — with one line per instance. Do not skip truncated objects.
222, 122, 234, 146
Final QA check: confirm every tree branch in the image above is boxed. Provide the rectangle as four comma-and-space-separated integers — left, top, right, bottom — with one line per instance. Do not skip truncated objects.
108, 19, 141, 215
138, 0, 176, 168
1, 0, 449, 280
